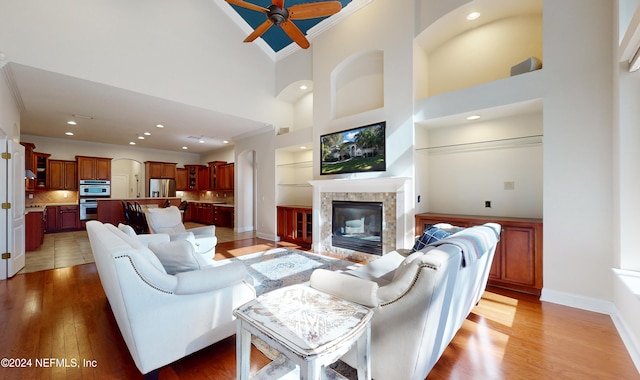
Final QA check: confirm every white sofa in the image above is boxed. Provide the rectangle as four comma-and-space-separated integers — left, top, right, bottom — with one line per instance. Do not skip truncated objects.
310, 223, 501, 380
86, 221, 256, 376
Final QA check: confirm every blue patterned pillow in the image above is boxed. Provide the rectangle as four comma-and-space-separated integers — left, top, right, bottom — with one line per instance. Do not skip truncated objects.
410, 226, 452, 253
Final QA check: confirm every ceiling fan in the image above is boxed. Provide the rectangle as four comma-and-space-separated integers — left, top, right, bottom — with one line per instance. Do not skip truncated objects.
226, 0, 343, 49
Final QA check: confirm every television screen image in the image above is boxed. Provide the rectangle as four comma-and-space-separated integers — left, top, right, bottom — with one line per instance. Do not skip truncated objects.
320, 122, 386, 175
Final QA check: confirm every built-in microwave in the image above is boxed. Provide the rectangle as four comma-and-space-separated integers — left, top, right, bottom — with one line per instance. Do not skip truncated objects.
79, 179, 110, 197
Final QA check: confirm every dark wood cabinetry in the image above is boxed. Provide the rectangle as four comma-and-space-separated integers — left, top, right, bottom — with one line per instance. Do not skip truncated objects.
45, 205, 80, 232
145, 161, 176, 179
277, 206, 312, 248
176, 168, 188, 191
208, 161, 234, 190
48, 160, 77, 190
184, 165, 209, 190
187, 202, 234, 227
415, 213, 543, 295
77, 156, 112, 180
25, 211, 45, 251
34, 152, 51, 190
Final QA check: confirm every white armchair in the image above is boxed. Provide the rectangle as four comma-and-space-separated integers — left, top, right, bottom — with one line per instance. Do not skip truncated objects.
145, 206, 217, 256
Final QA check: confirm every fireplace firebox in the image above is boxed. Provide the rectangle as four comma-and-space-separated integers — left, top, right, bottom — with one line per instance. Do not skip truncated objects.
331, 201, 383, 255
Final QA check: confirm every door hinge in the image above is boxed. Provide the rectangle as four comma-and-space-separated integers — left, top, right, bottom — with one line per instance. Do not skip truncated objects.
1, 203, 11, 209
1, 152, 10, 160
1, 253, 10, 260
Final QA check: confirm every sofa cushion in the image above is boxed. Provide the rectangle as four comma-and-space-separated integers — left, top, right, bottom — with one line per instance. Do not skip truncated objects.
118, 223, 138, 238
148, 240, 211, 275
104, 223, 168, 274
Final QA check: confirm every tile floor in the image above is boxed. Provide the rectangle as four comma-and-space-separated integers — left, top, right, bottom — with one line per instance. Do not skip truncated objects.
19, 223, 254, 274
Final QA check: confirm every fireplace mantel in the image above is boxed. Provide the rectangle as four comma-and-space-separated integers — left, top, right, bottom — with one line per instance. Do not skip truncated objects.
309, 177, 414, 259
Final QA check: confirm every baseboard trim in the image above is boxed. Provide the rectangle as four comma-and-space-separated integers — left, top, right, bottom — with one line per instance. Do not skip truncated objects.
256, 232, 278, 241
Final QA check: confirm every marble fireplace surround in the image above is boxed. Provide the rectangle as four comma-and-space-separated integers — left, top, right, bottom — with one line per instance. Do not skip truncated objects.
309, 177, 413, 261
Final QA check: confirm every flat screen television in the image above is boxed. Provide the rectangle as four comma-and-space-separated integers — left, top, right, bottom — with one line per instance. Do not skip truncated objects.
320, 121, 386, 175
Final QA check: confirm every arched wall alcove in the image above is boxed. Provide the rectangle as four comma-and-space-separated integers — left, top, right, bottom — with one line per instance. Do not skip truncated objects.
111, 158, 144, 198
276, 79, 314, 133
332, 50, 385, 119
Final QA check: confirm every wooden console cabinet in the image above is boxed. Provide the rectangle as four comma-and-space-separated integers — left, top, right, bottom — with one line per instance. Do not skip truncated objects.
277, 206, 312, 248
415, 213, 543, 295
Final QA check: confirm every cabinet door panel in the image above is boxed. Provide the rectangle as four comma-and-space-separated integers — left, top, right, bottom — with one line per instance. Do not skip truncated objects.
501, 227, 536, 286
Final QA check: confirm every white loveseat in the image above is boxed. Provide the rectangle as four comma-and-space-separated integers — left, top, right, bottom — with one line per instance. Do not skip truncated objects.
310, 223, 501, 380
86, 221, 256, 376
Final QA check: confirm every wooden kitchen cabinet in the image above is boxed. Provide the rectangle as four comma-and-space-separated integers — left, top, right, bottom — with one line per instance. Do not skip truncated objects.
25, 211, 45, 251
176, 168, 188, 191
415, 213, 543, 295
213, 206, 234, 228
21, 142, 37, 191
217, 163, 234, 190
184, 165, 208, 190
48, 160, 77, 190
46, 205, 80, 232
145, 161, 176, 179
77, 156, 112, 180
34, 152, 51, 190
277, 206, 312, 248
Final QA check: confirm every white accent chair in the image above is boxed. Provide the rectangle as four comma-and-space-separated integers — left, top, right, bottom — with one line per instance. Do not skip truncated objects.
145, 205, 217, 256
86, 221, 255, 377
310, 223, 501, 380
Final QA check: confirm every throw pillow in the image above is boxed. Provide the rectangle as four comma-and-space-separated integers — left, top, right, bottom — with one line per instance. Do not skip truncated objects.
410, 225, 456, 253
148, 240, 208, 275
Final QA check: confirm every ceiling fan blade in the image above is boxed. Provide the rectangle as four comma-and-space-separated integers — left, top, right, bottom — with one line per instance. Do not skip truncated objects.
225, 0, 268, 13
274, 0, 285, 9
280, 20, 310, 49
244, 19, 273, 42
288, 1, 342, 20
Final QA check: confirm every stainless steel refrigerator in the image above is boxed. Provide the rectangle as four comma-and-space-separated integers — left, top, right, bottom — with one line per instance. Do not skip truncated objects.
149, 178, 176, 197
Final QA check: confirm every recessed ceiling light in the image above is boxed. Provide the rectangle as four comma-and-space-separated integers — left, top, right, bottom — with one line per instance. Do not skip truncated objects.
72, 114, 93, 120
182, 146, 188, 150
466, 12, 480, 20
156, 124, 165, 128
300, 85, 308, 90
144, 132, 151, 136
223, 140, 229, 144
129, 141, 136, 145
138, 136, 145, 140
466, 115, 481, 120
300, 146, 306, 149
65, 131, 74, 136
67, 121, 77, 125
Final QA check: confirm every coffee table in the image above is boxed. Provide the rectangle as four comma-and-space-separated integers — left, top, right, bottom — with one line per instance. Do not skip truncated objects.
234, 284, 373, 380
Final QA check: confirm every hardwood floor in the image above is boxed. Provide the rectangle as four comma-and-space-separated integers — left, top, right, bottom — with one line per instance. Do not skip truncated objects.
2, 234, 638, 379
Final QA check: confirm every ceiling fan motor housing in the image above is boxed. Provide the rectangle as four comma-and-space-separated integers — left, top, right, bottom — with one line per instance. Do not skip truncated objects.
267, 4, 289, 25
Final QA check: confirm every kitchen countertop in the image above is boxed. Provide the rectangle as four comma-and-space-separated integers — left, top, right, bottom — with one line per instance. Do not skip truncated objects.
25, 202, 79, 213
188, 201, 234, 208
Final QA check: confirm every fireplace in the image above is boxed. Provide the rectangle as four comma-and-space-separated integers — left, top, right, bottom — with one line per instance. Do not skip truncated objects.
331, 201, 383, 255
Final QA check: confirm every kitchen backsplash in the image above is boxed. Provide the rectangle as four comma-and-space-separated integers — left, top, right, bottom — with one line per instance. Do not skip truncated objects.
26, 190, 78, 206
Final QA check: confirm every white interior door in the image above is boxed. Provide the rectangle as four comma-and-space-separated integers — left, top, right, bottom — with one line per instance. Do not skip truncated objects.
2, 139, 26, 279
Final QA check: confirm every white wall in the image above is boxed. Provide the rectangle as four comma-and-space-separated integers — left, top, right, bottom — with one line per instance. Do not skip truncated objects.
422, 112, 543, 218
21, 135, 200, 166
312, 0, 415, 181
542, 0, 614, 301
0, 63, 20, 141
0, 0, 279, 126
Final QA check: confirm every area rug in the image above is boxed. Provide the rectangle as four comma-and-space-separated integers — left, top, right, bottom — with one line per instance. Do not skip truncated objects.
227, 247, 359, 296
